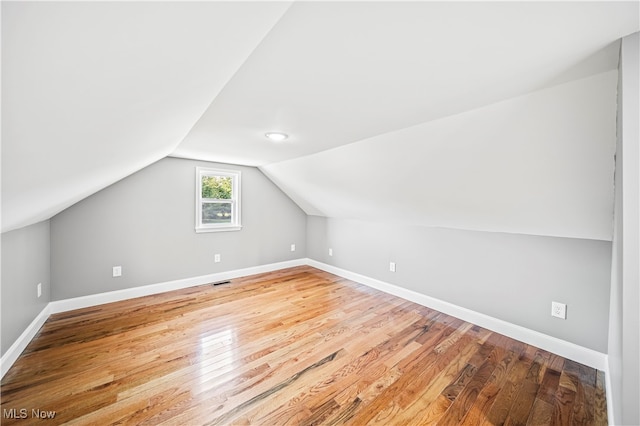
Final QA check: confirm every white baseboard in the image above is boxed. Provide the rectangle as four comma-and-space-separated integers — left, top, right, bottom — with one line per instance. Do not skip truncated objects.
307, 259, 608, 371
49, 258, 306, 314
1, 304, 51, 378
1, 258, 306, 379
1, 257, 608, 382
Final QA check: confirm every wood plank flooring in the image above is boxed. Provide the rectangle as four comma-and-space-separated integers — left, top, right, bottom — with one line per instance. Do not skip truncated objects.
1, 266, 607, 425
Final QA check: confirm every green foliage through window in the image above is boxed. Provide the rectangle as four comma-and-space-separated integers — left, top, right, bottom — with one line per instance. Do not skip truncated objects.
202, 176, 232, 199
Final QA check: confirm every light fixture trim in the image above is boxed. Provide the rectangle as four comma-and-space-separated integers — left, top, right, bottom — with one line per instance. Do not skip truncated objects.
265, 132, 289, 142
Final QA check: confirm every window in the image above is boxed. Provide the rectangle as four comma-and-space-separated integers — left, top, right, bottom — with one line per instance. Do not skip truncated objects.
195, 167, 241, 233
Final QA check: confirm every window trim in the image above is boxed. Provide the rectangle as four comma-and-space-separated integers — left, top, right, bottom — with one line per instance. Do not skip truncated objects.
195, 167, 242, 233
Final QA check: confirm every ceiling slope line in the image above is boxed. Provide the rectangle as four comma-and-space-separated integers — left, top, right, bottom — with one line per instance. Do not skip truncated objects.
261, 70, 619, 241
1, 2, 295, 233
260, 67, 621, 171
170, 1, 296, 160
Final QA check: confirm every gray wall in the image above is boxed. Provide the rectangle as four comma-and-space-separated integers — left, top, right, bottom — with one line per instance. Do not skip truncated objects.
608, 31, 639, 426
51, 157, 307, 300
1, 220, 51, 356
307, 216, 612, 353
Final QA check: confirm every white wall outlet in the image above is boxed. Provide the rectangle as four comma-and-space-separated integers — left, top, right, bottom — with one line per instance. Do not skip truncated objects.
112, 266, 122, 277
328, 248, 333, 256
37, 283, 42, 298
551, 301, 566, 319
389, 262, 396, 272
214, 254, 221, 263
291, 244, 296, 252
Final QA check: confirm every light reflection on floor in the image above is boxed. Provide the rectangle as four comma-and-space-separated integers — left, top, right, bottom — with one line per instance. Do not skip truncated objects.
197, 328, 238, 393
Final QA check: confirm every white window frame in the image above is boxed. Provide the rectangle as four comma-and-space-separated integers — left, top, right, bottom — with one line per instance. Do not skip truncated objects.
195, 167, 242, 233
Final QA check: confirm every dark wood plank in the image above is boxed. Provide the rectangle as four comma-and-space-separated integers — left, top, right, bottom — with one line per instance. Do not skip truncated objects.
537, 368, 562, 405
436, 349, 498, 426
459, 340, 525, 425
553, 385, 577, 425
527, 398, 554, 425
594, 370, 608, 426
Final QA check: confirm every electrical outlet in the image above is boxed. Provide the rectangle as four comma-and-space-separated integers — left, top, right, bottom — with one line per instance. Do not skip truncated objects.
37, 283, 42, 298
112, 266, 122, 277
328, 248, 333, 256
551, 301, 566, 319
389, 262, 396, 273
214, 254, 221, 263
291, 244, 296, 252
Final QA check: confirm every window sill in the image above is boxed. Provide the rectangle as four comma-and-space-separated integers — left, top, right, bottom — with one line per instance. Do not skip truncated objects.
195, 226, 243, 233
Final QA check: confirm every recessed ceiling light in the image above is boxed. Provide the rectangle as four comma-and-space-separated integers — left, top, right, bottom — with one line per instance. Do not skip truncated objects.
265, 132, 288, 142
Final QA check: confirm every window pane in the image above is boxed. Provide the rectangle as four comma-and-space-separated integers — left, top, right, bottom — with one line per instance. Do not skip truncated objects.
202, 176, 232, 199
202, 202, 232, 224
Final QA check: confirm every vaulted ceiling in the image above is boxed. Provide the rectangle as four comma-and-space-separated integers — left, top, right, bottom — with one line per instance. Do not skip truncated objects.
2, 2, 639, 238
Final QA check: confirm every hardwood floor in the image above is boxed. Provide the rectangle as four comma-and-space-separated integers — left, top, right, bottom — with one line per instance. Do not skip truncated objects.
1, 266, 607, 425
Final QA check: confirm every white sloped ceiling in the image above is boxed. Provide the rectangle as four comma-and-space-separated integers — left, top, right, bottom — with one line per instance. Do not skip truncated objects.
1, 1, 292, 232
174, 1, 635, 166
261, 70, 619, 241
2, 1, 639, 240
